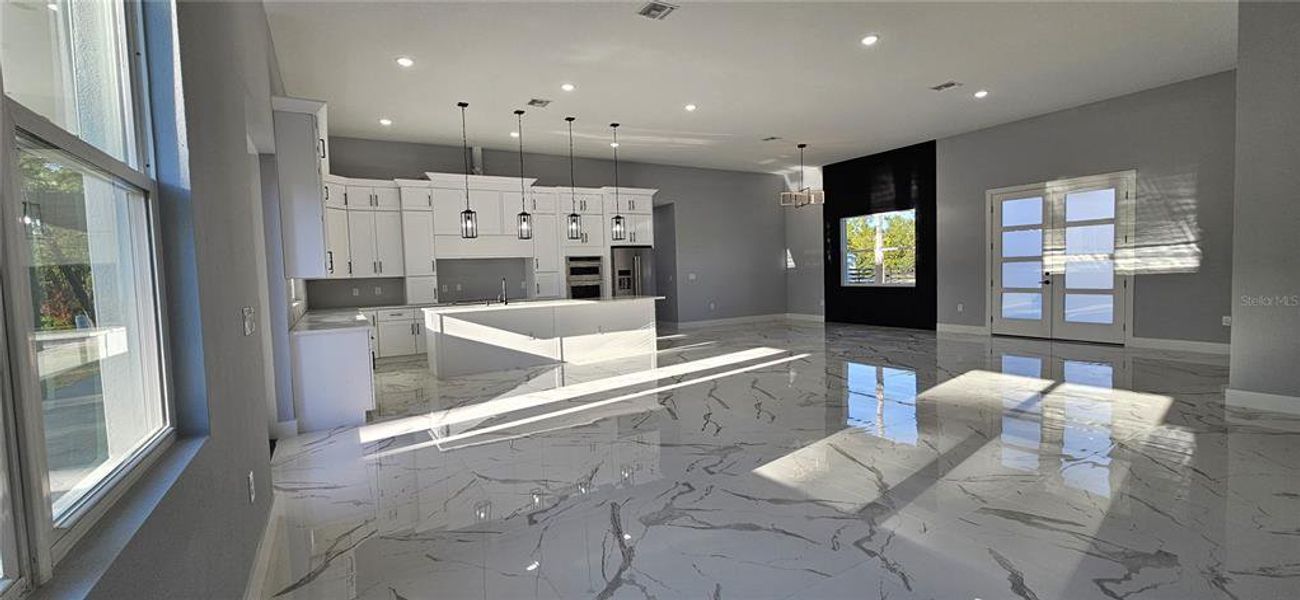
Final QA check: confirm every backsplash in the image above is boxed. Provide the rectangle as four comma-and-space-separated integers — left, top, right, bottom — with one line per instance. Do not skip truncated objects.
436, 258, 528, 303
306, 278, 406, 309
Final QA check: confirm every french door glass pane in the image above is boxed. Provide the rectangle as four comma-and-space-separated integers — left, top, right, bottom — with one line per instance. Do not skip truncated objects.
1064, 294, 1114, 324
1065, 260, 1114, 289
1063, 360, 1113, 388
1001, 197, 1042, 227
1065, 224, 1115, 255
0, 0, 137, 165
16, 136, 164, 521
1065, 188, 1115, 222
1001, 292, 1042, 320
1002, 229, 1042, 258
1002, 261, 1042, 288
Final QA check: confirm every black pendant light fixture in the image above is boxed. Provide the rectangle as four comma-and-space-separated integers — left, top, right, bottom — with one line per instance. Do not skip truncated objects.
457, 101, 478, 238
565, 116, 582, 240
608, 122, 627, 242
514, 109, 532, 240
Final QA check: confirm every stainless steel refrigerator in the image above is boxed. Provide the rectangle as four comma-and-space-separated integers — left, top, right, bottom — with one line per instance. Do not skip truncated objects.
611, 247, 655, 297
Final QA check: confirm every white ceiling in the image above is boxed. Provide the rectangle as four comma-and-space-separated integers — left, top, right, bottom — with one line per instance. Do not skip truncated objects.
265, 1, 1236, 174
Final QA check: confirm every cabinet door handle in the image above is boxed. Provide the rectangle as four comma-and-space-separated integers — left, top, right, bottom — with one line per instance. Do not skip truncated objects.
327, 250, 334, 273
324, 186, 329, 201
373, 261, 378, 273
319, 138, 326, 159
343, 192, 348, 206
347, 260, 353, 274
378, 260, 383, 273
536, 282, 540, 294
427, 193, 432, 207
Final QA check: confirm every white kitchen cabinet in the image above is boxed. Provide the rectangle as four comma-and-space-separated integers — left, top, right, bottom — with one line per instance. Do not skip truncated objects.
577, 193, 603, 215
434, 235, 532, 259
401, 210, 435, 276
324, 178, 347, 209
433, 189, 503, 235
399, 185, 433, 211
627, 213, 654, 246
533, 213, 561, 272
530, 190, 557, 214
564, 214, 605, 251
469, 190, 503, 235
348, 211, 378, 277
291, 327, 372, 432
602, 188, 655, 215
374, 211, 405, 276
325, 207, 351, 278
346, 184, 400, 211
273, 97, 328, 279
406, 275, 437, 304
534, 272, 562, 298
377, 319, 418, 357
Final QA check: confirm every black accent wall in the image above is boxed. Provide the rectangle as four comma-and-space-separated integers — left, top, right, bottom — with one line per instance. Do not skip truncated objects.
822, 141, 937, 329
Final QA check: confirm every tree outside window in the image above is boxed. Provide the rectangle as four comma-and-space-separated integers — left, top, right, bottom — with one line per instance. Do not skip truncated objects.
841, 209, 916, 286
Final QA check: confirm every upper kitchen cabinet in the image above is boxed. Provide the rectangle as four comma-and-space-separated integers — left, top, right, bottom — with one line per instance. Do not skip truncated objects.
345, 180, 400, 211
601, 187, 656, 215
397, 180, 434, 211
529, 189, 558, 214
273, 96, 329, 278
425, 174, 536, 259
348, 210, 405, 277
324, 175, 347, 209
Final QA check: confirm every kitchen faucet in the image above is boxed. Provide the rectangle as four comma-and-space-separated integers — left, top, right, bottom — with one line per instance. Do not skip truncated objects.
498, 277, 508, 305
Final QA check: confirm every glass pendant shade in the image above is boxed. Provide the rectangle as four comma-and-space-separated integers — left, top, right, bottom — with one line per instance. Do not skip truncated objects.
517, 210, 533, 239
610, 213, 627, 241
460, 208, 478, 239
567, 211, 582, 240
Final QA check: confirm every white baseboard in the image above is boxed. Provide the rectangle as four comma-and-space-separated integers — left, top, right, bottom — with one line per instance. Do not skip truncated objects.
244, 494, 285, 600
937, 323, 990, 336
673, 314, 789, 329
784, 313, 825, 323
1226, 388, 1300, 416
270, 419, 298, 440
1127, 337, 1229, 355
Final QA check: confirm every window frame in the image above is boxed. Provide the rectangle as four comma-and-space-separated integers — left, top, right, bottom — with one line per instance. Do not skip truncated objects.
839, 209, 918, 288
0, 0, 177, 585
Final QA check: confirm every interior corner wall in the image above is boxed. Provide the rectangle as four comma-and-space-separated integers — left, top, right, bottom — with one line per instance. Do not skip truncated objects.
329, 138, 789, 323
936, 71, 1237, 343
784, 203, 825, 316
1229, 3, 1300, 400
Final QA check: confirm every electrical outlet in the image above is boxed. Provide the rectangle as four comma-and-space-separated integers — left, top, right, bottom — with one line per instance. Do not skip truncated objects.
456, 284, 463, 291
351, 287, 360, 297
688, 273, 697, 282
247, 470, 256, 504
1222, 315, 1232, 327
708, 301, 716, 311
373, 286, 383, 295
441, 284, 448, 292
241, 307, 256, 336
957, 303, 965, 313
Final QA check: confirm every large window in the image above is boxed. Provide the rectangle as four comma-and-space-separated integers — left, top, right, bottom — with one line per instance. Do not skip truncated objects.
0, 0, 170, 589
841, 209, 917, 287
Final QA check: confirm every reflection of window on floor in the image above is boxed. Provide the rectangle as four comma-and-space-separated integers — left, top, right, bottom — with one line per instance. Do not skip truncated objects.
1061, 360, 1114, 496
845, 362, 918, 445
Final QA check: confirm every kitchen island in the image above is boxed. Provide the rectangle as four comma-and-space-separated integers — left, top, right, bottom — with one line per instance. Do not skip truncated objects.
423, 296, 661, 378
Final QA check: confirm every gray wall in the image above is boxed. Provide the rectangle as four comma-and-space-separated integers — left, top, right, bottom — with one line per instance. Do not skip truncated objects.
653, 204, 679, 323
936, 71, 1237, 343
1229, 3, 1300, 399
784, 203, 824, 316
330, 137, 789, 323
436, 258, 529, 303
306, 277, 406, 309
36, 1, 281, 597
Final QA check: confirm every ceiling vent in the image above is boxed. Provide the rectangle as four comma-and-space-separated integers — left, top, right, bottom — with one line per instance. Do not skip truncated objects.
761, 136, 783, 142
526, 98, 552, 108
637, 1, 678, 21
929, 80, 964, 92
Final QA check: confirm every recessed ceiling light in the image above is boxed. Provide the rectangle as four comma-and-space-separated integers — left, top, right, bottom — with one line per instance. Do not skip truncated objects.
378, 118, 393, 126
509, 131, 519, 138
861, 34, 880, 47
684, 103, 697, 112
394, 56, 415, 68
561, 83, 576, 92
974, 89, 989, 99
609, 142, 619, 148
46, 2, 58, 10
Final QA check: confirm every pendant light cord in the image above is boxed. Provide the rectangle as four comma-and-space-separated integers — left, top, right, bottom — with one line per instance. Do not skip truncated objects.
566, 117, 577, 211
459, 102, 470, 210
611, 123, 621, 213
516, 110, 526, 208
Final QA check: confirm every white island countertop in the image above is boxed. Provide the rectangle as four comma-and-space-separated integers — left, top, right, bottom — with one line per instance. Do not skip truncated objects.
422, 295, 663, 316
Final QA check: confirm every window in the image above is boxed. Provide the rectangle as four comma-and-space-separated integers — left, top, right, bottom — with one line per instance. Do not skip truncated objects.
1, 0, 140, 165
17, 135, 167, 523
0, 0, 171, 587
840, 209, 916, 286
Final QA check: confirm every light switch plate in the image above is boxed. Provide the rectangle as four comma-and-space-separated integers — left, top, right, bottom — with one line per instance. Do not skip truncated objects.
241, 307, 256, 336
688, 273, 697, 282
957, 303, 965, 313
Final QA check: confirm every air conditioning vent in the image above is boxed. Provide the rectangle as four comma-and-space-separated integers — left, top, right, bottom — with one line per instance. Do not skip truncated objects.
527, 98, 552, 108
637, 1, 678, 20
761, 136, 783, 142
929, 80, 964, 92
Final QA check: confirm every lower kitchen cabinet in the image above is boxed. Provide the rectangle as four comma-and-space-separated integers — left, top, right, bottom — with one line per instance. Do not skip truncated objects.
406, 275, 437, 304
534, 271, 562, 298
376, 308, 426, 357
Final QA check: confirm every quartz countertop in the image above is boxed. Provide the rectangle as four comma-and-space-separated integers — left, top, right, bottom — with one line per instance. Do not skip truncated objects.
422, 295, 664, 316
290, 309, 373, 333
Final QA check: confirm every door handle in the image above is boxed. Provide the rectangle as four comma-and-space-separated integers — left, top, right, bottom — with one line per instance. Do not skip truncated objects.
327, 250, 334, 273
1041, 272, 1052, 285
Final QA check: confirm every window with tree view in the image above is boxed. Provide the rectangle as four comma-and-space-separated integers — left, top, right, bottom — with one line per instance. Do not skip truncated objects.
841, 209, 917, 286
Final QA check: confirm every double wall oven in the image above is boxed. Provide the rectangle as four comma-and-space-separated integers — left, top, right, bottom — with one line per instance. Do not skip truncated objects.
566, 257, 604, 299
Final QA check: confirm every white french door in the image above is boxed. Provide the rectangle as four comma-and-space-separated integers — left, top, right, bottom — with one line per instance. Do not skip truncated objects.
989, 172, 1132, 344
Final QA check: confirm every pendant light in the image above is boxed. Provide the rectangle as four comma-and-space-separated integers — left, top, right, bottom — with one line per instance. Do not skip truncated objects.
514, 109, 532, 240
458, 102, 478, 238
565, 116, 582, 240
608, 122, 627, 241
779, 143, 825, 208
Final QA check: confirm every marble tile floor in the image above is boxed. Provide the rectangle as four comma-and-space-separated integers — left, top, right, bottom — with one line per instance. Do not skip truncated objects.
265, 321, 1300, 599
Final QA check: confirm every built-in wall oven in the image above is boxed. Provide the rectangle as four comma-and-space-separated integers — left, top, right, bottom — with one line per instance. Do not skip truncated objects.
566, 257, 604, 299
